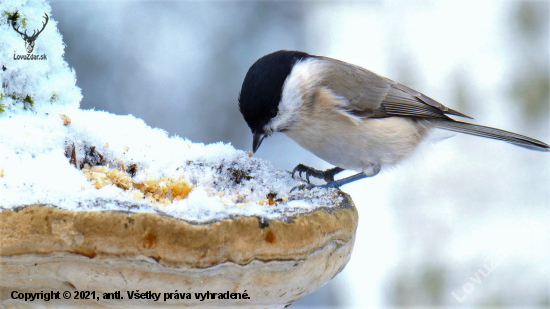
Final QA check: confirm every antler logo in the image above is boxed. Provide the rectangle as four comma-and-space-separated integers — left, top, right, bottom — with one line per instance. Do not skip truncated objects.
10, 12, 49, 54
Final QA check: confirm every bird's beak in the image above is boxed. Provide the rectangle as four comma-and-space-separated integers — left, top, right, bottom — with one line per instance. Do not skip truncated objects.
252, 132, 266, 153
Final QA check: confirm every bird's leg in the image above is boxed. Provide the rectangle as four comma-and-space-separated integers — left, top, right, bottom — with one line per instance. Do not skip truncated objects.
324, 164, 380, 188
324, 173, 368, 188
292, 164, 344, 183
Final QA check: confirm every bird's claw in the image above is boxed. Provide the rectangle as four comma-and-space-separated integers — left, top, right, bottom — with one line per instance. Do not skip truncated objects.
292, 164, 315, 183
291, 164, 342, 184
290, 181, 341, 193
290, 182, 315, 193
290, 181, 340, 193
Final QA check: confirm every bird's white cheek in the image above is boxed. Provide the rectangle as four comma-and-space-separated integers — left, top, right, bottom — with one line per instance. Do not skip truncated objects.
269, 58, 325, 133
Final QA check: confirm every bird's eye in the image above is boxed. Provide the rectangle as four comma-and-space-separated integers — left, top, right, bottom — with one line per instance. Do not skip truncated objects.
268, 108, 278, 118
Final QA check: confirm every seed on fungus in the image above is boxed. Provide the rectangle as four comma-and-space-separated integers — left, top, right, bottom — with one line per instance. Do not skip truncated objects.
267, 192, 277, 206
60, 114, 71, 125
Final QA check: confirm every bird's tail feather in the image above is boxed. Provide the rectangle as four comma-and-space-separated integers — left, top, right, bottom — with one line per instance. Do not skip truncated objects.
433, 120, 549, 152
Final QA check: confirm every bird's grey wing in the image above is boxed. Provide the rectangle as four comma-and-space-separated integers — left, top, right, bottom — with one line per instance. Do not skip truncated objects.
317, 57, 472, 120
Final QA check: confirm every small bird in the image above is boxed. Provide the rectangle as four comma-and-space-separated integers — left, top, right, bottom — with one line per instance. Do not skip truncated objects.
238, 50, 549, 189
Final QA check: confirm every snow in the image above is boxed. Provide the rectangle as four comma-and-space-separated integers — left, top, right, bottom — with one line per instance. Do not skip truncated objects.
0, 0, 342, 222
1, 0, 81, 115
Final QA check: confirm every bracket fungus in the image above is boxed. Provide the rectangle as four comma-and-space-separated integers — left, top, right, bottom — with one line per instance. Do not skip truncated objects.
1, 191, 357, 307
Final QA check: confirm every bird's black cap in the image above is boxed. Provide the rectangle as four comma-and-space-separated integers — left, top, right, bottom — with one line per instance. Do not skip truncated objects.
239, 50, 311, 135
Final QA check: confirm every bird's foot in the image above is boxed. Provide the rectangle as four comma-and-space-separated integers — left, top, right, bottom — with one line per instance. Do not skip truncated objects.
291, 164, 344, 184
289, 181, 340, 193
290, 169, 378, 192
290, 183, 315, 192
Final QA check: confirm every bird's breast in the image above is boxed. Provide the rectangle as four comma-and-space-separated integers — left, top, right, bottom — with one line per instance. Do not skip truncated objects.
285, 110, 431, 172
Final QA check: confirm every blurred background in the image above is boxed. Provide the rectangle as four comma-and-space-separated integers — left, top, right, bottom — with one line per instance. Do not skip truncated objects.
50, 0, 549, 307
